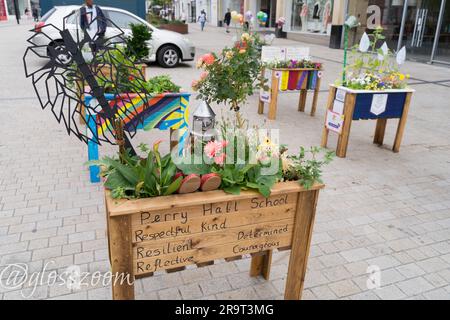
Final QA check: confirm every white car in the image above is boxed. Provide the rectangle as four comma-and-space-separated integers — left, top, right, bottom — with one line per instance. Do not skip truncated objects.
32, 5, 195, 67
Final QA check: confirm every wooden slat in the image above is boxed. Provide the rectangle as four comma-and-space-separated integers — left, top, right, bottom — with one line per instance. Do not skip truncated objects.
277, 246, 292, 252
298, 89, 307, 112
131, 206, 296, 244
250, 250, 272, 280
166, 266, 186, 273
321, 86, 337, 148
393, 92, 413, 153
373, 118, 387, 145
109, 214, 135, 300
133, 234, 292, 275
196, 261, 214, 268
336, 93, 356, 158
268, 70, 280, 120
311, 76, 322, 116
285, 190, 319, 300
224, 256, 243, 262
130, 192, 298, 227
132, 220, 294, 259
106, 181, 324, 217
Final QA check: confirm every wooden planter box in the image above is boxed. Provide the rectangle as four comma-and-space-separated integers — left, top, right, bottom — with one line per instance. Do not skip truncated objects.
159, 23, 188, 34
258, 67, 322, 120
322, 85, 414, 158
105, 181, 324, 300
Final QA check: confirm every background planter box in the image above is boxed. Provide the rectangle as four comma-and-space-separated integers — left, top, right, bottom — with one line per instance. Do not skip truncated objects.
159, 23, 188, 34
322, 85, 414, 158
258, 67, 323, 120
84, 92, 190, 183
105, 181, 324, 300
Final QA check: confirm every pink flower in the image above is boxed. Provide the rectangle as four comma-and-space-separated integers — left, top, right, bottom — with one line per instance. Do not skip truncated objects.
221, 140, 229, 148
202, 53, 215, 65
191, 80, 199, 89
204, 141, 221, 158
214, 153, 226, 165
200, 71, 209, 80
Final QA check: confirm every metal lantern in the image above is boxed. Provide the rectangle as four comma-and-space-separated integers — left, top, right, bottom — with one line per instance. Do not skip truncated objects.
191, 100, 216, 140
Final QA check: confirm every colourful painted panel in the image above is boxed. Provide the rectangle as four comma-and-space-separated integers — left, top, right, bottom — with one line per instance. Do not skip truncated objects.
280, 71, 289, 91
296, 71, 308, 90
287, 71, 300, 90
84, 93, 190, 183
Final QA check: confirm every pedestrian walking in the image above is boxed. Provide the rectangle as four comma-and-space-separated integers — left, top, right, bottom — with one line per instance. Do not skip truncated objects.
180, 10, 186, 24
198, 10, 207, 31
32, 7, 39, 21
79, 0, 107, 51
224, 8, 231, 33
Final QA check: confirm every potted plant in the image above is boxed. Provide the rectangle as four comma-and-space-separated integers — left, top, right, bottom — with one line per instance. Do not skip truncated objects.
335, 27, 413, 115
159, 19, 189, 34
95, 118, 333, 299
322, 27, 414, 157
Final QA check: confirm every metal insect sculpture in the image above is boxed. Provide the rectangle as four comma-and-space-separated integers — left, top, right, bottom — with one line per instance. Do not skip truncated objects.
23, 9, 150, 154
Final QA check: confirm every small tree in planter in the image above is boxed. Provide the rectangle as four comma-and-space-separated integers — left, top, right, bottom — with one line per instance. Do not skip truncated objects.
192, 32, 266, 117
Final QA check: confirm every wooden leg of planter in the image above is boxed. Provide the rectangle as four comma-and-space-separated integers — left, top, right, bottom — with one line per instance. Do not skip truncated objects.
109, 214, 134, 300
298, 89, 307, 112
268, 72, 279, 120
393, 92, 412, 153
170, 128, 178, 151
373, 118, 387, 145
310, 77, 321, 116
321, 86, 337, 149
336, 93, 356, 158
250, 250, 272, 280
284, 189, 320, 300
258, 100, 264, 114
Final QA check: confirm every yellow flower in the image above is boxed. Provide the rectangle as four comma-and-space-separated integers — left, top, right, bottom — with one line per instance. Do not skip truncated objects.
239, 49, 246, 54
241, 32, 251, 42
406, 74, 410, 79
225, 50, 234, 59
399, 74, 405, 81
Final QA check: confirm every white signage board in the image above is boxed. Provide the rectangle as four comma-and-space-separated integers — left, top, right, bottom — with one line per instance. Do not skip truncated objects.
335, 88, 347, 102
261, 46, 286, 63
370, 94, 388, 115
326, 110, 345, 134
260, 69, 272, 103
332, 99, 344, 115
261, 46, 310, 63
285, 47, 310, 61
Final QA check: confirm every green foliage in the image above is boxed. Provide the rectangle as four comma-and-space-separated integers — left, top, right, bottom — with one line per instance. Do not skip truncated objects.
126, 23, 152, 62
282, 147, 334, 190
266, 59, 322, 70
87, 142, 182, 199
215, 164, 280, 198
346, 27, 395, 78
141, 75, 181, 94
340, 27, 409, 90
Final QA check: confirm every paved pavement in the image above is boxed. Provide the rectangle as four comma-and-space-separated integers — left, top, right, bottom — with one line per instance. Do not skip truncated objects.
1, 21, 450, 300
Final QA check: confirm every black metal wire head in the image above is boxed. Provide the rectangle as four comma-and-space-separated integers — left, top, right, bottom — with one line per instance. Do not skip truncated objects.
23, 8, 150, 151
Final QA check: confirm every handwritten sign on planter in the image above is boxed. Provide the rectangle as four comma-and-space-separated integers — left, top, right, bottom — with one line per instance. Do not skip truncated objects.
261, 46, 310, 63
105, 181, 324, 300
130, 193, 297, 275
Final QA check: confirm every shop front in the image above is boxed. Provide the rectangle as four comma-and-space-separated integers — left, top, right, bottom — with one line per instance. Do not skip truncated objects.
348, 0, 450, 64
283, 0, 334, 45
